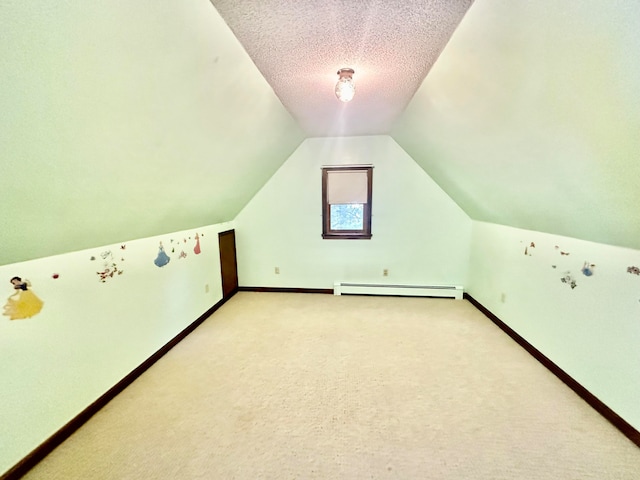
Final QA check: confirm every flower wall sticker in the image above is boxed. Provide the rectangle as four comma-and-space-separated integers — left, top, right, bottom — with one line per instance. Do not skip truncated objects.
96, 250, 124, 282
524, 241, 535, 256
3, 277, 44, 320
560, 271, 577, 289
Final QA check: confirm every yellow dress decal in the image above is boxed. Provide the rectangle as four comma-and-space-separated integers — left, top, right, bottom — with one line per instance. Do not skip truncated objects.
3, 277, 44, 320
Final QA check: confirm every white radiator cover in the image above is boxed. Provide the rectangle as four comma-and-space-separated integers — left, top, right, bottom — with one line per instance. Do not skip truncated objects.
333, 282, 463, 299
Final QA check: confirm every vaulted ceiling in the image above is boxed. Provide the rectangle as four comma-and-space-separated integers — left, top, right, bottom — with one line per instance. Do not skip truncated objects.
210, 0, 473, 137
211, 0, 640, 250
2, 0, 639, 265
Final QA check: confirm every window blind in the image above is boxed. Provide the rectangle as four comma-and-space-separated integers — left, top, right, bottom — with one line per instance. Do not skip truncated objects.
326, 170, 368, 204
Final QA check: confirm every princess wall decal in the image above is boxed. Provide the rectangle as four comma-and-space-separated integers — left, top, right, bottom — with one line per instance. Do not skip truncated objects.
193, 233, 201, 255
581, 262, 595, 277
154, 241, 171, 267
3, 277, 44, 320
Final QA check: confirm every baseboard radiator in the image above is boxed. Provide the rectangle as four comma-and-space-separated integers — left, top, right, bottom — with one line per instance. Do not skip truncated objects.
333, 282, 464, 299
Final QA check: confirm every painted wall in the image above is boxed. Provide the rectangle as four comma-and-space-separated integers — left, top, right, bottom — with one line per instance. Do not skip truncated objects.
392, 0, 640, 250
0, 0, 303, 265
468, 221, 640, 431
0, 222, 232, 475
234, 135, 471, 289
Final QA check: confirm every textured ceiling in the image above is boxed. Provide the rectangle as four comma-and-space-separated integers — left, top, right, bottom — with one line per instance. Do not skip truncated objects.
210, 0, 474, 137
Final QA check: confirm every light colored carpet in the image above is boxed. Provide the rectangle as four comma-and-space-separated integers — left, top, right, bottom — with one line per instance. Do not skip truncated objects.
22, 292, 640, 479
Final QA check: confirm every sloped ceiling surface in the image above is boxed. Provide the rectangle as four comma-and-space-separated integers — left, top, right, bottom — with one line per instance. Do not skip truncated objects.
3, 0, 639, 266
212, 0, 640, 250
392, 0, 640, 250
210, 0, 474, 137
0, 1, 304, 265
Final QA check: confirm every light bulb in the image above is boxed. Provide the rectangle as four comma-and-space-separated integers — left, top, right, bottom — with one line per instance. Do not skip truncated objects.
335, 68, 355, 102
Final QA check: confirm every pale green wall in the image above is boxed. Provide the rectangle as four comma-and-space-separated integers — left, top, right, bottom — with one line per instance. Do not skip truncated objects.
234, 135, 471, 289
392, 0, 640, 250
0, 0, 303, 266
468, 221, 640, 431
391, 0, 640, 436
3, 0, 639, 473
0, 222, 231, 475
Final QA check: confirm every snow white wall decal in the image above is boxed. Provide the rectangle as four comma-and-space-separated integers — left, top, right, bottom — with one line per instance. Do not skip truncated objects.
3, 277, 44, 320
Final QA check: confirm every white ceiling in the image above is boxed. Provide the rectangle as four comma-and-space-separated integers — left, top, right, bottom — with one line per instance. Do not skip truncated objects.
208, 0, 640, 251
210, 0, 474, 137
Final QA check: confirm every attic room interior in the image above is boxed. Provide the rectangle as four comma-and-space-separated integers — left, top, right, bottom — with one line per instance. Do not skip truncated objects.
1, 0, 640, 478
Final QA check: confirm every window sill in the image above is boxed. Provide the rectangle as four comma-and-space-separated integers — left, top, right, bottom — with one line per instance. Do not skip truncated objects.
322, 233, 372, 240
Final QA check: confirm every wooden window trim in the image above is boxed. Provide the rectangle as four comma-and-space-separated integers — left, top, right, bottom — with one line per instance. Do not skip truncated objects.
322, 166, 373, 240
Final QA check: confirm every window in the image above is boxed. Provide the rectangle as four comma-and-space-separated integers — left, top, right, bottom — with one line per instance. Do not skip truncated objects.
322, 166, 373, 239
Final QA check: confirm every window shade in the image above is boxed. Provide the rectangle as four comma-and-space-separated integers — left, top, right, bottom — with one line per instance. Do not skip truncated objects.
327, 170, 368, 204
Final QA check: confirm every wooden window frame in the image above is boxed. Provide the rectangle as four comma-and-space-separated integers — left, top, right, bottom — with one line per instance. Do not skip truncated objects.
322, 166, 373, 240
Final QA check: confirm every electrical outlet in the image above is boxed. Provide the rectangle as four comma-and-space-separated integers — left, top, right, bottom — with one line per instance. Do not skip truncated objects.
383, 269, 389, 276
275, 267, 280, 274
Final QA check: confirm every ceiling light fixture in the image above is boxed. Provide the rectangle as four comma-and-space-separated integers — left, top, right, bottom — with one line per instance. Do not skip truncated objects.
335, 68, 355, 102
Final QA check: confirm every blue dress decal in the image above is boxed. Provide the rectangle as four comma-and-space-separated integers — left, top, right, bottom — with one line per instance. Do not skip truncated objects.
154, 242, 171, 268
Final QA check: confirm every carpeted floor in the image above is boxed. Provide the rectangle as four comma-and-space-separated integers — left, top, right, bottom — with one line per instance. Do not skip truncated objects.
22, 292, 640, 479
